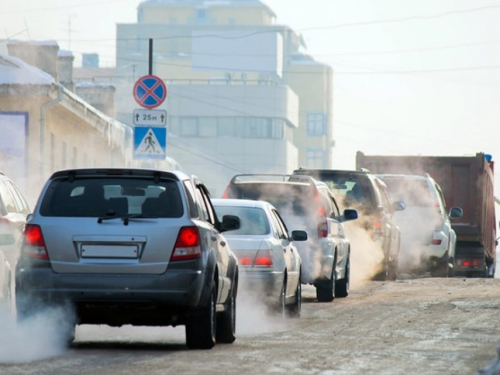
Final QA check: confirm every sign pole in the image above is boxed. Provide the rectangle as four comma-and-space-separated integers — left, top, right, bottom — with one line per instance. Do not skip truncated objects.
149, 38, 153, 75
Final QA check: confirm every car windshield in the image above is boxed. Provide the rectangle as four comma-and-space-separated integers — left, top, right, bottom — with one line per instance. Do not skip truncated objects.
39, 177, 184, 218
232, 183, 313, 216
214, 206, 270, 235
381, 179, 435, 207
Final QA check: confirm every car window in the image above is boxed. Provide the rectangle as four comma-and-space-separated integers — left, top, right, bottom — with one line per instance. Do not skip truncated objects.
375, 180, 392, 211
195, 185, 215, 225
271, 209, 289, 240
0, 181, 18, 214
382, 179, 435, 207
214, 206, 269, 235
435, 183, 447, 212
39, 177, 183, 218
5, 180, 30, 214
183, 179, 199, 218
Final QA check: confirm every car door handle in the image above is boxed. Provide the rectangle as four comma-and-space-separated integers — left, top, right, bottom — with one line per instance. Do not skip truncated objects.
211, 236, 217, 241
220, 241, 227, 247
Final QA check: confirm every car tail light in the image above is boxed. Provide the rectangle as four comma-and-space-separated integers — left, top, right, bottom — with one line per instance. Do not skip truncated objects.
457, 259, 483, 268
238, 256, 253, 266
171, 226, 201, 261
22, 224, 49, 259
431, 239, 442, 245
236, 250, 273, 267
221, 186, 230, 199
314, 189, 328, 238
254, 250, 273, 267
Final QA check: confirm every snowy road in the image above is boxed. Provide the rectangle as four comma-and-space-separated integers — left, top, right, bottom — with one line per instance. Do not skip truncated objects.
1, 278, 500, 375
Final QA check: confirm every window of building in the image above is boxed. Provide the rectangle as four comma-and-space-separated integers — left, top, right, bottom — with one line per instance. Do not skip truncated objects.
196, 8, 207, 23
72, 146, 77, 168
62, 141, 67, 168
199, 118, 217, 137
307, 112, 327, 136
306, 149, 326, 168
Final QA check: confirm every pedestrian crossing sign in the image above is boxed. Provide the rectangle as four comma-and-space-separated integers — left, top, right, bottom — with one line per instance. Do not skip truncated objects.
133, 126, 167, 159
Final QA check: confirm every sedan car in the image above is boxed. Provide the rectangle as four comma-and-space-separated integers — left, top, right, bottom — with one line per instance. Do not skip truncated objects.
212, 199, 307, 317
16, 168, 240, 349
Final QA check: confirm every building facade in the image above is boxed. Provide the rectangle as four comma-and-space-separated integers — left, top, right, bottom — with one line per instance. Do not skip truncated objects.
0, 42, 133, 202
84, 0, 334, 195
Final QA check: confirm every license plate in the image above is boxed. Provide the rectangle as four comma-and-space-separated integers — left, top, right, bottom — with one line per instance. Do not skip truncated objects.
81, 245, 139, 259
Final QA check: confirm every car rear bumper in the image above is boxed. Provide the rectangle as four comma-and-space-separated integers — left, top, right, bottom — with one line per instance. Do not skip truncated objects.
238, 270, 284, 298
15, 261, 213, 326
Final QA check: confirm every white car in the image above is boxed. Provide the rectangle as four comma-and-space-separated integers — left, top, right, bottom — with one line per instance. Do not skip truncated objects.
212, 199, 307, 317
378, 174, 463, 277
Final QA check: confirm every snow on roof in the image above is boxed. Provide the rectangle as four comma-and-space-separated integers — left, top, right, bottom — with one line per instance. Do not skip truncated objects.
76, 81, 115, 89
7, 40, 59, 47
58, 49, 74, 58
0, 53, 54, 85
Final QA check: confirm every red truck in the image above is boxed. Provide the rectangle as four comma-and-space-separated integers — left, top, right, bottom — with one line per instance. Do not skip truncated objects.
356, 151, 497, 277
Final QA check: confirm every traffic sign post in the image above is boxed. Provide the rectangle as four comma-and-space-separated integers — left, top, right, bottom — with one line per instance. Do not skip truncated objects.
133, 126, 167, 160
133, 109, 167, 126
133, 75, 167, 109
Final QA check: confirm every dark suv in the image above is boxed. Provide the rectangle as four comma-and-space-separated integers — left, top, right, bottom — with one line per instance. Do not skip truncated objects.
293, 168, 405, 281
222, 174, 357, 302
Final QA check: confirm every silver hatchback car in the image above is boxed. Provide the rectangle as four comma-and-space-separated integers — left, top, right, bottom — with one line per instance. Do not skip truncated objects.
16, 168, 240, 349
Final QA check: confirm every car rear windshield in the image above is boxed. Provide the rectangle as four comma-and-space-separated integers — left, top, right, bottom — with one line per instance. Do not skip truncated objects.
381, 179, 435, 207
39, 177, 184, 218
214, 206, 270, 235
230, 183, 313, 216
299, 172, 376, 211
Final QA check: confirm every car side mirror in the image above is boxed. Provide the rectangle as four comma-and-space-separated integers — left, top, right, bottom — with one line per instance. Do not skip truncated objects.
291, 230, 307, 242
0, 234, 15, 247
449, 207, 463, 219
342, 209, 358, 222
392, 201, 406, 212
221, 215, 240, 231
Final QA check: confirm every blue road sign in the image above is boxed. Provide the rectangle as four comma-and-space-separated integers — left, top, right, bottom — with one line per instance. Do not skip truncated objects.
133, 126, 167, 160
133, 75, 167, 109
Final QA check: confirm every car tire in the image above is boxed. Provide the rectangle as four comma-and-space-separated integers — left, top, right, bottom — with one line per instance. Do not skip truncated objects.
387, 261, 398, 281
216, 282, 237, 344
276, 278, 287, 317
431, 253, 449, 278
186, 286, 217, 350
335, 256, 350, 298
447, 257, 455, 277
286, 275, 301, 318
316, 268, 335, 303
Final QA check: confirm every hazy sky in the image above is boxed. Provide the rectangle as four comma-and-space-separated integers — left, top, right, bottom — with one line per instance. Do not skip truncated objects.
2, 0, 500, 195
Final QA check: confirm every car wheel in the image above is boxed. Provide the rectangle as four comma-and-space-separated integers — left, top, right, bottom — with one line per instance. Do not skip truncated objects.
186, 286, 216, 350
387, 261, 398, 281
431, 253, 449, 278
286, 275, 301, 318
447, 257, 455, 277
275, 278, 286, 317
216, 282, 237, 344
316, 268, 335, 303
335, 256, 350, 298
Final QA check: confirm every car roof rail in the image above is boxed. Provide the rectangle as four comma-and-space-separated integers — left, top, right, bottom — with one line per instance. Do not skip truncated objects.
359, 167, 370, 173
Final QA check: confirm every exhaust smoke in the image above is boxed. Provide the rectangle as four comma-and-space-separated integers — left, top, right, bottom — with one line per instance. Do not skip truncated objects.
0, 303, 75, 364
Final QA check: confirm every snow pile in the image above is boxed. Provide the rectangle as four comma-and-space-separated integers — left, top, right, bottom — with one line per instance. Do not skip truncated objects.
0, 53, 55, 85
